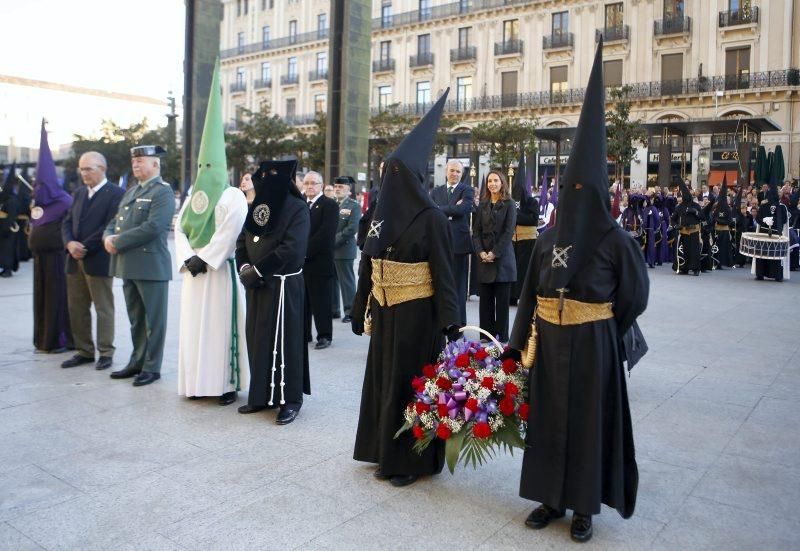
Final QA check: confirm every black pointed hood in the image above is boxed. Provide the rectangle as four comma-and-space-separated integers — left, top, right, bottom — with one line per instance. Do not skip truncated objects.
363, 89, 449, 257
678, 181, 693, 203
511, 150, 529, 204
546, 39, 617, 292
244, 158, 301, 236
716, 175, 731, 221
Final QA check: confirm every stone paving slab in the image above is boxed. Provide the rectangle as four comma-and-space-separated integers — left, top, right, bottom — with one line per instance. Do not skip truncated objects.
0, 243, 799, 550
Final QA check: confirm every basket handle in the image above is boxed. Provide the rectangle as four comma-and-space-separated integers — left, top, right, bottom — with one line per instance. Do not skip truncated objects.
459, 325, 503, 350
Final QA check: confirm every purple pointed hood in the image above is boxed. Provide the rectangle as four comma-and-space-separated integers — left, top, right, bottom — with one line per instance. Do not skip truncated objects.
31, 119, 72, 227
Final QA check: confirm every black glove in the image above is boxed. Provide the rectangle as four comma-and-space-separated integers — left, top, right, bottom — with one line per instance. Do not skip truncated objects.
445, 325, 462, 342
499, 348, 522, 362
239, 265, 263, 289
351, 317, 364, 336
184, 255, 207, 277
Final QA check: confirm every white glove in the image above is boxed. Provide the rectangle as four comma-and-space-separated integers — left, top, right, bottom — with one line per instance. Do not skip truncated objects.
764, 216, 774, 227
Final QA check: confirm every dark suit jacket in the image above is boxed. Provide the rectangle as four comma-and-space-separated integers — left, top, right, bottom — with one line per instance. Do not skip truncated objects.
430, 181, 474, 255
62, 182, 125, 277
472, 198, 517, 284
305, 194, 338, 277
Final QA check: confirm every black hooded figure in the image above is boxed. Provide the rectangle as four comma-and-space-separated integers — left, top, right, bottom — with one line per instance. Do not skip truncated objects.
711, 176, 733, 268
350, 90, 460, 487
510, 152, 538, 306
754, 181, 788, 281
670, 182, 703, 275
731, 186, 751, 267
504, 39, 649, 543
700, 195, 715, 272
0, 167, 21, 276
235, 159, 311, 424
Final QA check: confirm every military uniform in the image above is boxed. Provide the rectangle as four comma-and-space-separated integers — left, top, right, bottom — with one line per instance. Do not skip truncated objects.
104, 175, 175, 377
332, 194, 361, 319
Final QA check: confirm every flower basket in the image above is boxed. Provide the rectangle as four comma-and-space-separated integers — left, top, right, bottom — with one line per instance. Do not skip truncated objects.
395, 326, 529, 473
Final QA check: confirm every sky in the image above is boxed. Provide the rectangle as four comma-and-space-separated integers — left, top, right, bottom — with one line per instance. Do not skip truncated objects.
0, 0, 186, 149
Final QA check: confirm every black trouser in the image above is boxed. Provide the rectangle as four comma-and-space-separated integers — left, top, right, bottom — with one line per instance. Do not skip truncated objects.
453, 253, 469, 326
304, 273, 334, 341
479, 282, 511, 342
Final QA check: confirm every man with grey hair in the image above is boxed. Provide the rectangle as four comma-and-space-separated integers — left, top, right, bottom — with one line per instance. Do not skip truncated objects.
302, 170, 338, 349
61, 151, 125, 370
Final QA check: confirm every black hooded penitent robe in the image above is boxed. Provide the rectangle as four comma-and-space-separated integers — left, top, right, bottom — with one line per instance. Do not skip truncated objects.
512, 194, 538, 303
0, 190, 20, 272
510, 227, 648, 516
28, 220, 73, 351
671, 200, 703, 274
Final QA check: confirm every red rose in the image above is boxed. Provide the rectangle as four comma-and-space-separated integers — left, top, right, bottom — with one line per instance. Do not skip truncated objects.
518, 403, 530, 420
415, 402, 431, 415
481, 376, 495, 390
436, 377, 453, 390
422, 364, 437, 379
412, 425, 425, 440
465, 398, 479, 412
499, 397, 515, 416
463, 368, 476, 379
504, 382, 520, 396
411, 376, 426, 392
455, 353, 471, 368
474, 348, 489, 361
437, 404, 449, 417
436, 424, 452, 440
473, 422, 492, 439
502, 358, 518, 374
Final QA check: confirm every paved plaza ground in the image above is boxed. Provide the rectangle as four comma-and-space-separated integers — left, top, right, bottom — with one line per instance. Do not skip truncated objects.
1, 242, 799, 550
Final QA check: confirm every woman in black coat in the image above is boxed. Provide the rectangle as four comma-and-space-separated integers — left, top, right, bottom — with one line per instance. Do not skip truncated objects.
472, 170, 517, 342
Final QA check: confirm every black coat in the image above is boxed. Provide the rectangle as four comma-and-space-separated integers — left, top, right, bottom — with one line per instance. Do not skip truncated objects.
430, 182, 474, 255
472, 198, 517, 284
62, 183, 125, 277
305, 194, 338, 277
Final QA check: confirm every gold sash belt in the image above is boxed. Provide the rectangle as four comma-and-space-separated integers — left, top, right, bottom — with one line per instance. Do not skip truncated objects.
714, 224, 730, 231
371, 259, 434, 307
512, 225, 538, 242
17, 215, 29, 221
679, 225, 700, 236
0, 211, 7, 219
536, 296, 613, 326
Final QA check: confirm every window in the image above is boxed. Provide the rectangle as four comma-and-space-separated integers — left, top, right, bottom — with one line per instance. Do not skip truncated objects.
729, 0, 741, 9
314, 94, 326, 114
237, 32, 245, 53
380, 41, 391, 62
316, 52, 328, 74
550, 66, 568, 100
378, 85, 392, 111
381, 4, 392, 28
260, 62, 271, 82
725, 46, 750, 90
503, 19, 519, 43
289, 20, 297, 43
236, 0, 241, 16
605, 3, 624, 29
456, 76, 472, 110
458, 27, 471, 49
236, 67, 245, 86
285, 98, 296, 120
288, 57, 297, 77
243, 0, 248, 15
661, 53, 683, 94
552, 11, 569, 36
664, 0, 684, 18
501, 71, 518, 107
418, 34, 431, 54
416, 81, 431, 111
262, 26, 270, 47
459, 0, 471, 14
604, 60, 623, 87
419, 0, 431, 21
261, 0, 266, 9
318, 13, 327, 31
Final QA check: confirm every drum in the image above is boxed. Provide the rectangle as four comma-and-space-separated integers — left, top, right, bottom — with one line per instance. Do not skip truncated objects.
739, 232, 789, 259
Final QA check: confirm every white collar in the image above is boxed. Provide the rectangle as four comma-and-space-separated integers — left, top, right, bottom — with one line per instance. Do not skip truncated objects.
307, 193, 322, 207
87, 179, 108, 198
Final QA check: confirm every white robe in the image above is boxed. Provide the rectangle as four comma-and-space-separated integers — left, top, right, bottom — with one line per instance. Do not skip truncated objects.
175, 187, 250, 396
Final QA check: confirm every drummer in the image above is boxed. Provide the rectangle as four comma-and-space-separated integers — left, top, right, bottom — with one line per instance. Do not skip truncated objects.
754, 182, 789, 282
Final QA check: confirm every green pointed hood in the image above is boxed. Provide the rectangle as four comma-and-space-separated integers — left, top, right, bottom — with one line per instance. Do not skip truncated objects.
181, 58, 228, 249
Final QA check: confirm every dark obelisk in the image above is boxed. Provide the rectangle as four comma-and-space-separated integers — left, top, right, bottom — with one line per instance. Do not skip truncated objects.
325, 0, 371, 184
183, 0, 222, 193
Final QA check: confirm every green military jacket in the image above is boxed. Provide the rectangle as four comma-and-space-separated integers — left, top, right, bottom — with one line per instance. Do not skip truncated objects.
103, 176, 175, 281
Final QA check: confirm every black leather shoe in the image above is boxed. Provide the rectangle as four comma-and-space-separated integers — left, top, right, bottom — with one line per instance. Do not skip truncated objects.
373, 467, 391, 480
389, 474, 418, 487
0, 270, 12, 278
238, 404, 266, 414
341, 315, 352, 323
276, 407, 300, 425
110, 365, 141, 379
314, 338, 331, 350
61, 354, 94, 368
525, 504, 565, 529
332, 313, 341, 319
95, 357, 113, 370
219, 391, 237, 406
570, 513, 593, 543
132, 372, 160, 386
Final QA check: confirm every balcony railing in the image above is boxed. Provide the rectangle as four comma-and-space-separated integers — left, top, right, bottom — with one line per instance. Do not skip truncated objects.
253, 78, 272, 89
654, 16, 692, 36
494, 39, 523, 55
283, 113, 317, 126
221, 28, 329, 59
450, 46, 477, 62
372, 58, 396, 72
543, 33, 574, 50
373, 0, 536, 31
280, 74, 299, 86
366, 69, 798, 117
596, 25, 629, 42
409, 52, 434, 67
308, 69, 328, 81
719, 6, 759, 27
229, 82, 246, 93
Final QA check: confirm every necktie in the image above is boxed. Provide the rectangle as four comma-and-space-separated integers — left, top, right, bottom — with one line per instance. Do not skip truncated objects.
308, 200, 313, 208
447, 186, 454, 198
